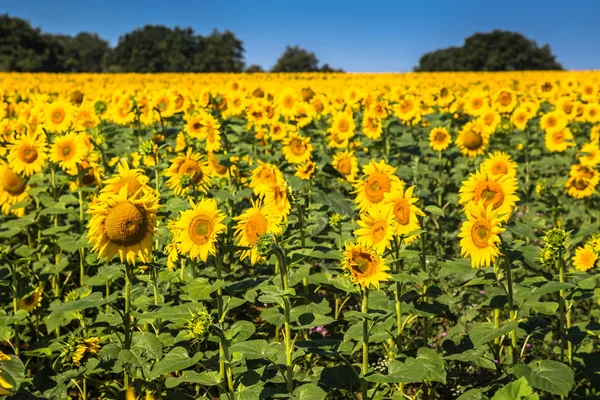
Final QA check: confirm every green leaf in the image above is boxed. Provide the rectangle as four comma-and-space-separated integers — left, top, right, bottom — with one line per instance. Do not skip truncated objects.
491, 377, 537, 400
414, 347, 446, 384
150, 347, 203, 379
165, 371, 220, 388
424, 205, 445, 217
469, 321, 518, 348
45, 292, 107, 332
457, 389, 486, 400
293, 383, 327, 400
229, 340, 274, 360
513, 360, 574, 397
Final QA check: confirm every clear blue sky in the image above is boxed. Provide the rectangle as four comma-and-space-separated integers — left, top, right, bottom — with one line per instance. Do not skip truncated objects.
3, 0, 600, 71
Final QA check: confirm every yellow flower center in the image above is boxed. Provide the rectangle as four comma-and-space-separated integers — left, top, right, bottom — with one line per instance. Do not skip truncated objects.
434, 130, 447, 143
491, 161, 508, 175
365, 172, 391, 203
337, 158, 352, 176
189, 216, 213, 245
20, 144, 38, 163
245, 214, 268, 245
462, 130, 483, 150
178, 160, 203, 184
552, 131, 565, 143
0, 168, 26, 195
289, 138, 307, 156
474, 181, 505, 210
104, 202, 148, 246
394, 199, 411, 225
59, 142, 75, 160
338, 119, 349, 132
371, 221, 387, 242
350, 252, 375, 275
498, 92, 512, 106
471, 219, 492, 248
52, 108, 65, 124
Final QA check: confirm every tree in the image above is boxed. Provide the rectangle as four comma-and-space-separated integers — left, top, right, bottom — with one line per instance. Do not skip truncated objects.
67, 33, 111, 72
0, 14, 52, 71
271, 46, 320, 72
245, 64, 264, 73
197, 30, 245, 72
110, 25, 201, 72
415, 30, 562, 72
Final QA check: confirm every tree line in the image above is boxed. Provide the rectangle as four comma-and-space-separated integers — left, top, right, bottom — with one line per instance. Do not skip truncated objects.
0, 15, 563, 73
0, 14, 343, 73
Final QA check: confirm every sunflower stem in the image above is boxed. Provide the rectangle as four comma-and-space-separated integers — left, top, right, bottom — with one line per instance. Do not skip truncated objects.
77, 164, 86, 286
10, 262, 20, 355
215, 250, 234, 397
558, 249, 567, 364
393, 237, 404, 352
123, 263, 132, 391
501, 240, 518, 365
361, 288, 370, 400
274, 245, 294, 393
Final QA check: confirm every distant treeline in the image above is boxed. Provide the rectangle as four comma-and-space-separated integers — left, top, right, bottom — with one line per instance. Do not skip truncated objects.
0, 15, 563, 73
0, 14, 343, 73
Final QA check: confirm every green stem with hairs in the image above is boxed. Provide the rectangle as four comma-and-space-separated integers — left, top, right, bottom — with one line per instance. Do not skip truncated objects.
362, 288, 370, 400
215, 250, 234, 397
274, 245, 293, 393
501, 240, 518, 365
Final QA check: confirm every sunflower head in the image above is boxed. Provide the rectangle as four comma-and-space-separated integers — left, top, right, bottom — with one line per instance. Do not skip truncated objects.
342, 242, 391, 290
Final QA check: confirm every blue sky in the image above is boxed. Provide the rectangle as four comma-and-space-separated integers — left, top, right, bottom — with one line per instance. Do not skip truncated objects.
3, 0, 600, 71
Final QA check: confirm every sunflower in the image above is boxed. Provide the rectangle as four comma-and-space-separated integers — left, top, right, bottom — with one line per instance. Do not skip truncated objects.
282, 133, 313, 164
49, 132, 88, 171
573, 245, 597, 271
262, 182, 292, 222
295, 160, 316, 180
102, 161, 150, 197
173, 198, 227, 262
545, 128, 574, 153
44, 99, 73, 132
342, 242, 391, 290
362, 112, 383, 140
250, 162, 284, 197
584, 103, 600, 123
68, 160, 103, 191
87, 187, 159, 264
72, 337, 101, 367
493, 88, 517, 113
234, 201, 281, 265
153, 91, 177, 118
478, 109, 501, 134
511, 107, 530, 130
566, 175, 596, 198
540, 112, 567, 134
269, 121, 289, 142
570, 164, 600, 186
207, 152, 230, 177
278, 88, 298, 118
354, 206, 395, 254
329, 111, 356, 140
19, 287, 42, 312
481, 151, 518, 178
578, 142, 600, 167
384, 185, 425, 243
293, 102, 315, 128
353, 159, 403, 212
7, 134, 47, 177
165, 149, 212, 196
464, 91, 489, 116
332, 150, 359, 182
456, 122, 489, 158
459, 169, 519, 221
0, 163, 29, 217
459, 202, 505, 268
429, 127, 451, 151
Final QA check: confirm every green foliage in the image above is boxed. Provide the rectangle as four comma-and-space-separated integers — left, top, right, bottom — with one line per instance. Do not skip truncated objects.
415, 30, 563, 71
271, 45, 343, 73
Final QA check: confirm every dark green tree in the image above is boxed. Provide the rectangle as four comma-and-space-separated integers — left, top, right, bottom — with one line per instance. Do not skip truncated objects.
197, 30, 245, 72
110, 25, 201, 72
0, 14, 52, 71
245, 64, 264, 73
415, 30, 562, 72
271, 46, 319, 72
66, 33, 111, 72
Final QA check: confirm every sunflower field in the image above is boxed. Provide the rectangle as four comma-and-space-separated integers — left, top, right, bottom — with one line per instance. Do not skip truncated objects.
0, 72, 600, 400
